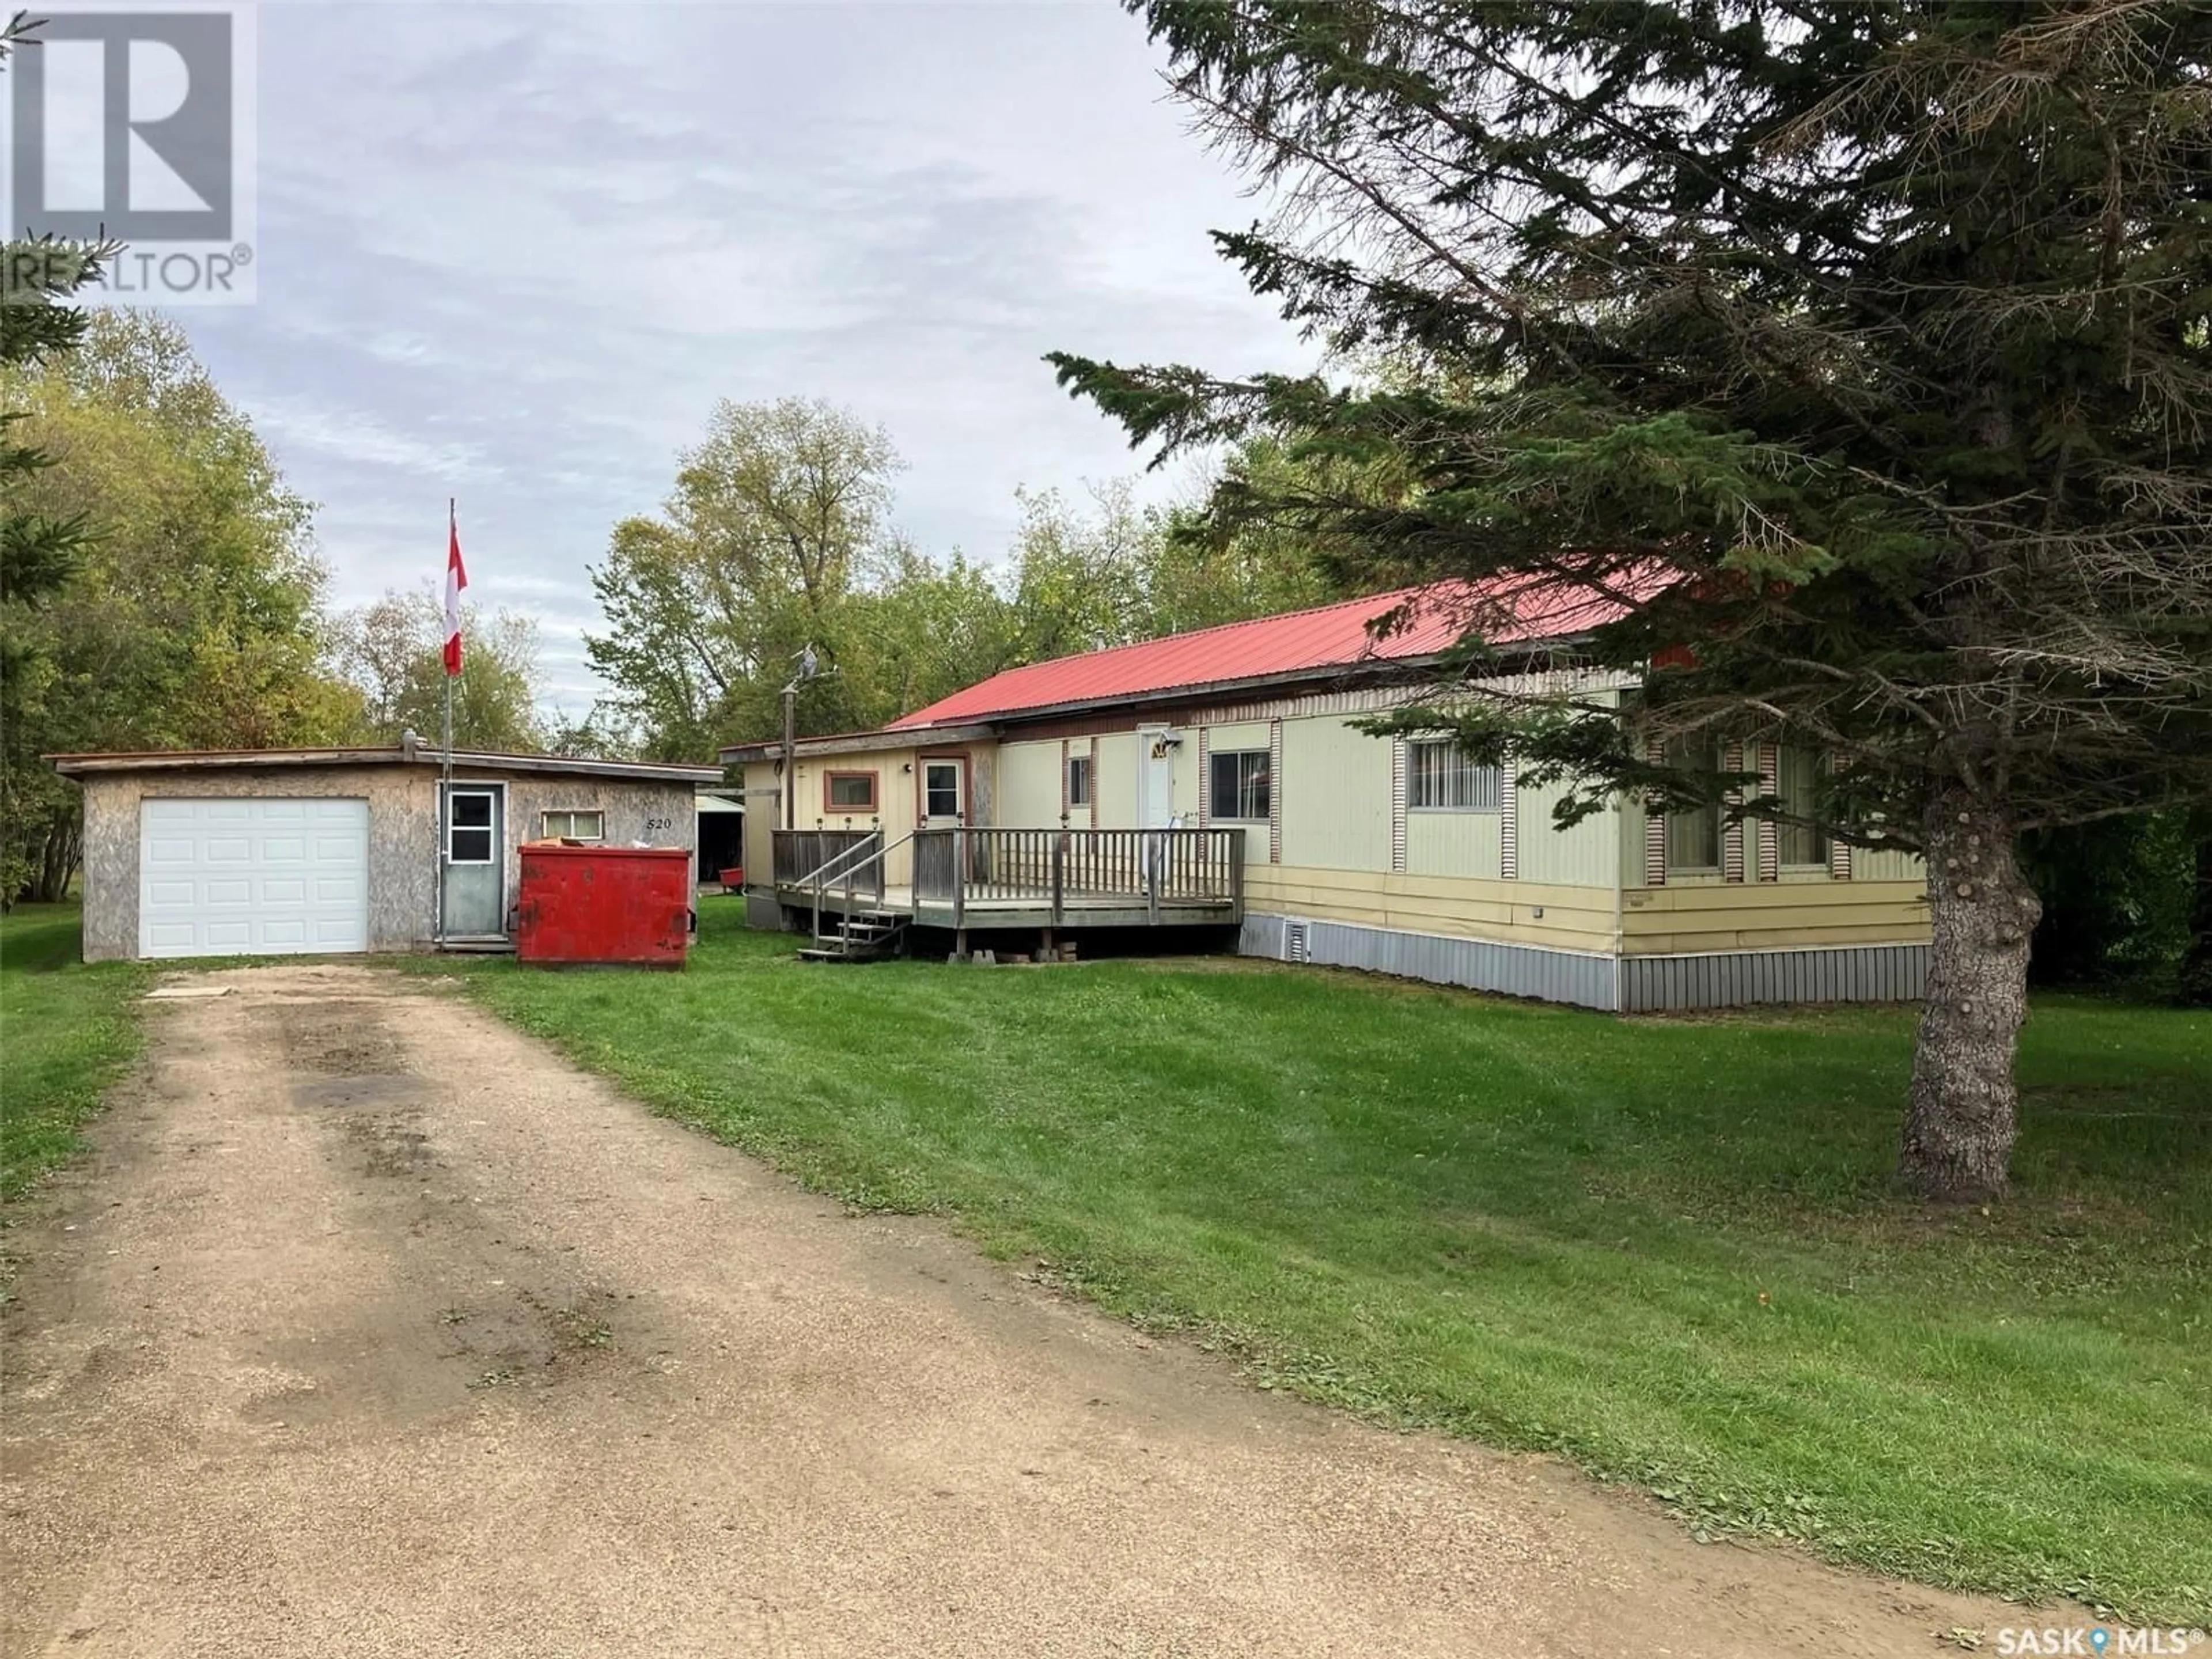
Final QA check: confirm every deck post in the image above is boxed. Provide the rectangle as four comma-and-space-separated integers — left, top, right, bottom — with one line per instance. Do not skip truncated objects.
1147, 832, 1161, 927
952, 826, 967, 933
1050, 835, 1065, 929
1229, 829, 1245, 921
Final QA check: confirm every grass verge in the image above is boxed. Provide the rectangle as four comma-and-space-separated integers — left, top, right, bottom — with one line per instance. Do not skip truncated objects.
430, 907, 2209, 1620
1, 904, 151, 1205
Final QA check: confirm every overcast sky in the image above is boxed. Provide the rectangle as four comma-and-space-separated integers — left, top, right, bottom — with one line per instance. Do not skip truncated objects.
172, 1, 1313, 716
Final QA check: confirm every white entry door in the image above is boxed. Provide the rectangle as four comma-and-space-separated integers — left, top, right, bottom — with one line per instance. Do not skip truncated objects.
1137, 727, 1177, 828
139, 798, 370, 959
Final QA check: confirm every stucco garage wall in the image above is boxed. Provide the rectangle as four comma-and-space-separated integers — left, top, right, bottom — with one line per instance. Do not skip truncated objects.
77, 765, 704, 962
79, 766, 434, 962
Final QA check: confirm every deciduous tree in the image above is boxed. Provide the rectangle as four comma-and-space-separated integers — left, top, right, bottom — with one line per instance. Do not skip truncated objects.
337, 586, 547, 755
585, 397, 904, 755
2, 311, 359, 902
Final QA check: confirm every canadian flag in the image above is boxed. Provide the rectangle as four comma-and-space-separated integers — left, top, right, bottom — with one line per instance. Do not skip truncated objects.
442, 507, 467, 677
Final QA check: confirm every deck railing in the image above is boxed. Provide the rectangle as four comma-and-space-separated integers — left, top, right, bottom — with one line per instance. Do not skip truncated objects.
912, 826, 1245, 926
771, 828, 878, 887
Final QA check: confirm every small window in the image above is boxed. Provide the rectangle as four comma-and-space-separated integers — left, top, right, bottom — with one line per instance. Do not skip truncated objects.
923, 760, 962, 819
1407, 740, 1499, 811
1067, 753, 1093, 809
1209, 749, 1270, 821
540, 809, 604, 842
824, 771, 878, 812
446, 789, 495, 864
1664, 740, 1723, 872
1775, 747, 1831, 867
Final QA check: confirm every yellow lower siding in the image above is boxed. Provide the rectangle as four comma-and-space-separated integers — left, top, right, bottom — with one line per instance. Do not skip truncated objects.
1244, 864, 1620, 954
1619, 878, 1930, 953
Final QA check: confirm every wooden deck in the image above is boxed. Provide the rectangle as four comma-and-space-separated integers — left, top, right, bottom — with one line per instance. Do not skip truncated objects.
772, 827, 1245, 936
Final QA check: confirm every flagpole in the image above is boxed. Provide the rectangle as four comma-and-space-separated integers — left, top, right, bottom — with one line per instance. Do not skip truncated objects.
438, 497, 456, 945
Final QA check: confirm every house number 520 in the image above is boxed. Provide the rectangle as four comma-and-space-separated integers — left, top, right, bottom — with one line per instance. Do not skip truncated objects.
643, 816, 675, 835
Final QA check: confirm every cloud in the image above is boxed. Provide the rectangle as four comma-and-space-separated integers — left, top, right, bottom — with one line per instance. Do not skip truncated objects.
180, 2, 1315, 736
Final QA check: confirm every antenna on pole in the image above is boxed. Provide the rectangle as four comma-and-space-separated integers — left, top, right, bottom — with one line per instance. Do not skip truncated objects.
780, 645, 821, 829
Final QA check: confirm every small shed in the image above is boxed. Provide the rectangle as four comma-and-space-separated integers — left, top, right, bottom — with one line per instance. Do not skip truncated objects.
694, 788, 745, 885
51, 744, 725, 961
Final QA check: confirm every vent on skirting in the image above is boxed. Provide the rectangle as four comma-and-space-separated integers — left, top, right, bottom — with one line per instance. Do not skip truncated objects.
1283, 920, 1310, 964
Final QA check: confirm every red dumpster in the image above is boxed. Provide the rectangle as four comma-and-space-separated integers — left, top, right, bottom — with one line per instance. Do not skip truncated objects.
515, 843, 692, 967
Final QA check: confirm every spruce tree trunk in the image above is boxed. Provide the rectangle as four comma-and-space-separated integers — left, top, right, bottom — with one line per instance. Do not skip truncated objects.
1898, 789, 2040, 1200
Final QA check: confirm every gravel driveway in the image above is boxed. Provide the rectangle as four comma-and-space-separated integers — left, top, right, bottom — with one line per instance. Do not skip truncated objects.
2, 963, 2008, 1657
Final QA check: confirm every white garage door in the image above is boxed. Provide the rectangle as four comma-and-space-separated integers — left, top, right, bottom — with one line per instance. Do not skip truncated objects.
139, 798, 370, 959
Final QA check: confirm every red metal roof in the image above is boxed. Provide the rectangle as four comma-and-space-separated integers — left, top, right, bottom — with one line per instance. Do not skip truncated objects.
888, 577, 1634, 730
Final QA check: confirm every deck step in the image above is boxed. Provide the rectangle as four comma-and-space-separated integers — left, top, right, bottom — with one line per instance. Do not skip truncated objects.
798, 944, 896, 964
800, 911, 910, 964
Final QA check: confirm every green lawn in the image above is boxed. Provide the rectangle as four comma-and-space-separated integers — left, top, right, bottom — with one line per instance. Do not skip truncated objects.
436, 909, 2211, 1620
0, 904, 150, 1204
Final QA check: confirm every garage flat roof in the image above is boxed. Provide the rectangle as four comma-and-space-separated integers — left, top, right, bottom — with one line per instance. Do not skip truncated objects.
48, 745, 725, 785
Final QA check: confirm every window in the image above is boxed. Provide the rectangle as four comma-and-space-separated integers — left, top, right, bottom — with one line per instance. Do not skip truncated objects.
446, 789, 495, 864
1663, 741, 1722, 872
1066, 752, 1093, 810
824, 771, 877, 812
1407, 740, 1499, 811
923, 760, 962, 820
1775, 747, 1831, 867
1209, 749, 1270, 821
540, 809, 604, 842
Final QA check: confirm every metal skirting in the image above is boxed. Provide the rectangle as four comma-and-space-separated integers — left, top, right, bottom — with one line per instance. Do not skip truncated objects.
1617, 942, 1926, 1012
1238, 914, 1620, 1010
1238, 914, 1929, 1013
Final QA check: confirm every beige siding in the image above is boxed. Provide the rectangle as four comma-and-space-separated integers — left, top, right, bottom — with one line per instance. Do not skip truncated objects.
1170, 725, 1201, 820
740, 764, 775, 880
1516, 774, 1621, 888
1855, 846, 1926, 884
1093, 732, 1139, 827
1206, 720, 1270, 753
1244, 863, 1619, 954
1406, 810, 1502, 879
995, 738, 1065, 828
786, 748, 911, 836
781, 745, 916, 884
1619, 878, 1930, 953
1277, 715, 1391, 870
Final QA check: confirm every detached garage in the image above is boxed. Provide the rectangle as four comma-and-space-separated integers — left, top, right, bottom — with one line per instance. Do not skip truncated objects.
52, 745, 726, 963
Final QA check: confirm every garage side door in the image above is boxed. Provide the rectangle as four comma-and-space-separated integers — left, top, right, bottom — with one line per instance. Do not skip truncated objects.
139, 798, 371, 959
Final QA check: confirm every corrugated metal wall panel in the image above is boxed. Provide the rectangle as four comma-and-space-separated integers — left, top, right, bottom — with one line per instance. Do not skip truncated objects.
1237, 912, 1620, 1010
1240, 912, 1925, 1014
1618, 943, 1926, 1010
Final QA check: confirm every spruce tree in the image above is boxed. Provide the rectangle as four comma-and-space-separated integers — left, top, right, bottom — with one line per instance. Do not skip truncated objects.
1052, 0, 2212, 1199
